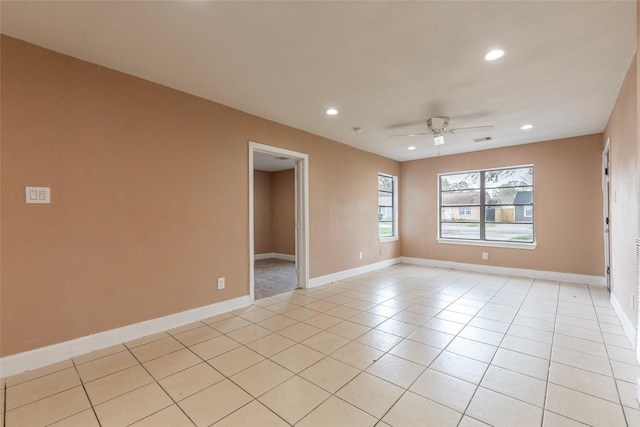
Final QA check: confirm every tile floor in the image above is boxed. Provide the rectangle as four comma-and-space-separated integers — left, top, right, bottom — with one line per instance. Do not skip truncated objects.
2, 264, 640, 426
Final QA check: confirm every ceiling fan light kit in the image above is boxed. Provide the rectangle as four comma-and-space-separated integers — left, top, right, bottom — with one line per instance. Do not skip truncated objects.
433, 134, 446, 146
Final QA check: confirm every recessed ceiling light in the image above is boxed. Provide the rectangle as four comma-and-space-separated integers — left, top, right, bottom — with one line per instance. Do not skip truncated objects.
520, 124, 534, 130
485, 49, 505, 61
325, 108, 338, 116
408, 146, 416, 150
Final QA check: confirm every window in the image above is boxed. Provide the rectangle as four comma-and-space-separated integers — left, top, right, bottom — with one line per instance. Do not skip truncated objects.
439, 165, 534, 244
378, 173, 398, 241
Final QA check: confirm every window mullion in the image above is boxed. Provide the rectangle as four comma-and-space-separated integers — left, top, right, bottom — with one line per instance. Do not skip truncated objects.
480, 171, 486, 240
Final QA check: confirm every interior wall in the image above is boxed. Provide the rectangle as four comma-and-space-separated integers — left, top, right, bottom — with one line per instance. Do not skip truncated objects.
1, 36, 400, 356
400, 135, 605, 276
253, 170, 272, 255
604, 54, 638, 328
271, 169, 295, 256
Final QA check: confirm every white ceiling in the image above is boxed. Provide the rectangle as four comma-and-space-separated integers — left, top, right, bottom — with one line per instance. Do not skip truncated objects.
1, 1, 636, 162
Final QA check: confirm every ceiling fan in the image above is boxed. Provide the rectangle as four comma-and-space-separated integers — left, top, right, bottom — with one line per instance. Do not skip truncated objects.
389, 116, 494, 146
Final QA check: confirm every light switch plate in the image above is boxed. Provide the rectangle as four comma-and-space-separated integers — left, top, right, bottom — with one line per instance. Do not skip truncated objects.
26, 186, 51, 204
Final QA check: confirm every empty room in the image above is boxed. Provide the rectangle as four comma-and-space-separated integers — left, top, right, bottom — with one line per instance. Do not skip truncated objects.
1, 1, 639, 426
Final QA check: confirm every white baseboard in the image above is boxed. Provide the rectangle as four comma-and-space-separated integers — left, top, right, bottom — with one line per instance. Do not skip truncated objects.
0, 295, 251, 379
610, 291, 637, 352
400, 257, 606, 287
308, 258, 401, 288
254, 253, 296, 261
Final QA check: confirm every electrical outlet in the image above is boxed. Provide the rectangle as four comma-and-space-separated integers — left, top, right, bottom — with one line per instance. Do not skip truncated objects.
482, 252, 489, 260
217, 277, 225, 290
359, 252, 363, 260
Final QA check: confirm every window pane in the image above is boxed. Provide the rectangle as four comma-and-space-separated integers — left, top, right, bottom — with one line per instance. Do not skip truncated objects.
440, 222, 480, 240
484, 167, 533, 189
441, 190, 481, 206
378, 175, 393, 192
379, 222, 393, 237
485, 223, 534, 242
378, 191, 393, 206
441, 206, 480, 222
440, 172, 480, 191
486, 187, 532, 205
379, 206, 393, 221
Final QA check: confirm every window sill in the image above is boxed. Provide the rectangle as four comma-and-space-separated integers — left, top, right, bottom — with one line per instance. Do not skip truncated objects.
437, 238, 536, 250
379, 236, 399, 243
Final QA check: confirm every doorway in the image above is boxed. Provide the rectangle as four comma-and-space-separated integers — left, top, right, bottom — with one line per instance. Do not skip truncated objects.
602, 139, 611, 291
249, 142, 309, 302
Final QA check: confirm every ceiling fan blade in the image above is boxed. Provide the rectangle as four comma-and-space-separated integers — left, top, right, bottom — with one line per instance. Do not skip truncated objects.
388, 132, 431, 138
448, 125, 494, 133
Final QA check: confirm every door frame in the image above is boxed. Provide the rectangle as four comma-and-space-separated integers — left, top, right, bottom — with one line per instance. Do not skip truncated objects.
602, 138, 611, 291
248, 141, 309, 302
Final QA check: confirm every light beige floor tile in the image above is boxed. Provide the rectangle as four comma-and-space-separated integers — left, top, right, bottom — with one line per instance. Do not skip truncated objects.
4, 359, 74, 387
283, 306, 321, 321
259, 314, 299, 331
246, 332, 296, 357
553, 334, 608, 358
277, 322, 322, 342
459, 325, 505, 346
607, 345, 639, 365
542, 410, 588, 426
48, 409, 100, 427
366, 353, 425, 388
201, 312, 235, 324
549, 362, 619, 403
172, 325, 221, 347
230, 359, 293, 397
337, 372, 404, 418
94, 382, 173, 427
130, 336, 185, 363
617, 379, 640, 410
406, 326, 455, 348
327, 320, 371, 340
237, 307, 279, 323
303, 312, 344, 329
551, 346, 613, 377
391, 309, 433, 325
410, 368, 477, 413
512, 315, 555, 332
447, 336, 498, 363
76, 350, 139, 382
326, 305, 363, 319
130, 405, 195, 427
258, 376, 330, 424
555, 323, 603, 342
603, 333, 633, 349
491, 348, 549, 380
344, 299, 377, 311
143, 348, 202, 379
189, 335, 241, 360
545, 383, 626, 426
297, 395, 377, 427
6, 367, 81, 410
349, 311, 388, 328
476, 308, 516, 324
611, 359, 640, 383
179, 379, 253, 427
501, 334, 552, 359
458, 415, 492, 426
213, 400, 288, 427
382, 391, 462, 427
507, 324, 554, 344
356, 329, 404, 352
207, 346, 264, 377
304, 299, 340, 313
302, 330, 350, 355
167, 321, 204, 336
299, 357, 360, 393
388, 338, 441, 366
159, 362, 224, 401
624, 406, 640, 427
209, 316, 253, 333
430, 351, 488, 384
84, 364, 154, 405
467, 387, 543, 427
125, 332, 171, 349
5, 386, 91, 426
226, 324, 272, 344
424, 317, 466, 335
271, 343, 325, 373
72, 344, 129, 365
435, 310, 474, 325
481, 365, 547, 407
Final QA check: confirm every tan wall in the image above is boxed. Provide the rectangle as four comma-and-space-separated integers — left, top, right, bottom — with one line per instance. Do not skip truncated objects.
0, 36, 400, 356
604, 54, 638, 326
400, 135, 605, 276
271, 169, 295, 256
253, 170, 273, 254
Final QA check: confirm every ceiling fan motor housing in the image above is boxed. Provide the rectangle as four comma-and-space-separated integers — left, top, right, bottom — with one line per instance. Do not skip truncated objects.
428, 117, 449, 132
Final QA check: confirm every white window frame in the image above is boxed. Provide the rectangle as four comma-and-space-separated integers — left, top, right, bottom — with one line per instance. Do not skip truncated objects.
378, 173, 399, 243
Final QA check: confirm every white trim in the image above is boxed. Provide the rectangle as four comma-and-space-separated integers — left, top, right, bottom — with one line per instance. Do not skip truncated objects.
610, 291, 636, 351
254, 253, 296, 262
0, 296, 250, 379
437, 238, 537, 250
400, 257, 605, 287
308, 258, 401, 288
379, 236, 399, 243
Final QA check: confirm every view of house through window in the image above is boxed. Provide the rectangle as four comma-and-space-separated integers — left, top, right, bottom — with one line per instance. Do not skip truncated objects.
439, 165, 534, 243
378, 173, 397, 239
